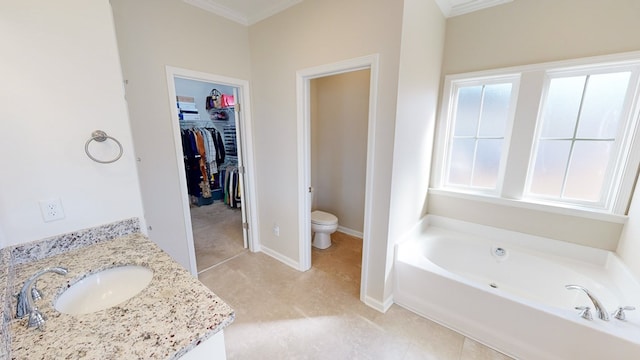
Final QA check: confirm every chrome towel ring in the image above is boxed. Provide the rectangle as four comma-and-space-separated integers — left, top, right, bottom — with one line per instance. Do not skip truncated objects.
85, 130, 123, 164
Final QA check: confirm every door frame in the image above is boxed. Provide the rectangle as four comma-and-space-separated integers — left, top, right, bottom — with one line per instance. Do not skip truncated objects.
165, 66, 260, 276
296, 54, 379, 303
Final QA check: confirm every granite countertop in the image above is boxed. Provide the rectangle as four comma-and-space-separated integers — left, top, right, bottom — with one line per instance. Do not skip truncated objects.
8, 233, 234, 359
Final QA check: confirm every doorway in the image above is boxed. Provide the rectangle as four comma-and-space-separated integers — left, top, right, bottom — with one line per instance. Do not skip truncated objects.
311, 70, 369, 239
166, 66, 258, 276
296, 55, 379, 303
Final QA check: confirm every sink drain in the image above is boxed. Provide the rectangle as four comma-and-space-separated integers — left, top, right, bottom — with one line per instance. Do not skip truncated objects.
489, 283, 498, 289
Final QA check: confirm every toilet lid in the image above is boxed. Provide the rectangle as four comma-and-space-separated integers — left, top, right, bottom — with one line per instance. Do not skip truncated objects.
311, 210, 338, 225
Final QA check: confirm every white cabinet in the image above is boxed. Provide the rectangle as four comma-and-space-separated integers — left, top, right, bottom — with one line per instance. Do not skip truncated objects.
180, 330, 227, 360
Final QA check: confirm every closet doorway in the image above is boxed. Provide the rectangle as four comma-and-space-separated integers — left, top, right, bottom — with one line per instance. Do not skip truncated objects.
166, 67, 258, 276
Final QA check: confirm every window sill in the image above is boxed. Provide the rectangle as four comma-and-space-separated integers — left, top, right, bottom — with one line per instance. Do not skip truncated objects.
428, 188, 628, 224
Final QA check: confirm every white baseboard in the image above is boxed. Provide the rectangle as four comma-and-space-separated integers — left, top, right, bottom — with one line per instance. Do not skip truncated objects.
260, 245, 302, 271
337, 225, 363, 239
362, 294, 393, 313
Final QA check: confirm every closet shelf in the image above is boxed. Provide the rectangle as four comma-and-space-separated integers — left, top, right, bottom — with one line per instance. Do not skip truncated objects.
179, 119, 215, 128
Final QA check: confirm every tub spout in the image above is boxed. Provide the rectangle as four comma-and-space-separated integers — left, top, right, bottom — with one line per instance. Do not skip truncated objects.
565, 284, 609, 321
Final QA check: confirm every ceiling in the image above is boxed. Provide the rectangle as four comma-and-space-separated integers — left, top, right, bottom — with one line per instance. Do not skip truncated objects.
183, 0, 513, 26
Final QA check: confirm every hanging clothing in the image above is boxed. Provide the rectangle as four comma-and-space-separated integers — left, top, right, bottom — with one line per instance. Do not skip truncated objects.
223, 165, 241, 208
194, 130, 211, 198
201, 128, 217, 176
212, 129, 226, 167
181, 129, 203, 198
180, 125, 230, 203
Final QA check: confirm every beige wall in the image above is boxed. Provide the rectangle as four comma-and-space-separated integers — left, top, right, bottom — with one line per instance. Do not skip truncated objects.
389, 0, 446, 241
0, 0, 144, 247
442, 0, 640, 74
110, 0, 446, 305
386, 0, 446, 302
618, 190, 640, 279
311, 70, 370, 234
430, 0, 640, 253
429, 194, 623, 250
110, 0, 251, 269
249, 0, 404, 304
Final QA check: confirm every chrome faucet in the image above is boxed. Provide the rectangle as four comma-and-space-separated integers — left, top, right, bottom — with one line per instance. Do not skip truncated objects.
16, 267, 68, 329
565, 284, 609, 321
612, 306, 636, 320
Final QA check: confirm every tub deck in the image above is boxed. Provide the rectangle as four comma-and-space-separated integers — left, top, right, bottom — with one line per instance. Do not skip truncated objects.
394, 216, 640, 360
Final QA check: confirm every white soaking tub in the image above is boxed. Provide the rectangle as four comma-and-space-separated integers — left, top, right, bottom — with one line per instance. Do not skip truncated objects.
394, 215, 640, 360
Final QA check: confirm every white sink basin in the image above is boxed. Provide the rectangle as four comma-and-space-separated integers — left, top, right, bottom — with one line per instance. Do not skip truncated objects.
55, 265, 153, 315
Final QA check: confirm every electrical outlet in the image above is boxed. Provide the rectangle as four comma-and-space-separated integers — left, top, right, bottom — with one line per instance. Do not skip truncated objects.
39, 198, 65, 222
273, 224, 280, 237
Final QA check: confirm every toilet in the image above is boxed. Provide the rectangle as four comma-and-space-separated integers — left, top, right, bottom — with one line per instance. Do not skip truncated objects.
311, 210, 338, 249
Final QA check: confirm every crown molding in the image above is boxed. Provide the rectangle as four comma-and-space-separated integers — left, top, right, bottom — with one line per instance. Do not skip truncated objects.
183, 0, 303, 26
183, 0, 249, 26
247, 0, 303, 25
435, 0, 513, 18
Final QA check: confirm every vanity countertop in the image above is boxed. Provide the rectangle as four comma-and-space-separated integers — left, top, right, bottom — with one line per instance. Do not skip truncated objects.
8, 233, 234, 359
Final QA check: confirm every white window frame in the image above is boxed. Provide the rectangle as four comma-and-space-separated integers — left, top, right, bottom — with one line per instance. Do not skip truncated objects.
431, 51, 640, 217
525, 64, 640, 211
441, 75, 520, 195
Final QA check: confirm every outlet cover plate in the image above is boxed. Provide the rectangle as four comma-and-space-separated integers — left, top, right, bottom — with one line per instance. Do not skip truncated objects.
39, 198, 65, 222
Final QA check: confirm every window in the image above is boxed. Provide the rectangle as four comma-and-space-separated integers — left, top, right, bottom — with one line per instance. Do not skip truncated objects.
445, 78, 518, 192
434, 54, 640, 215
527, 70, 633, 207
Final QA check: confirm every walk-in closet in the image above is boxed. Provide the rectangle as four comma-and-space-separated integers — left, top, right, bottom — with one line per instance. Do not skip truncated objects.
174, 77, 247, 273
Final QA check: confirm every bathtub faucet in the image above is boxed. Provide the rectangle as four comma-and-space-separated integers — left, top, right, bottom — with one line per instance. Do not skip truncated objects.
565, 284, 609, 321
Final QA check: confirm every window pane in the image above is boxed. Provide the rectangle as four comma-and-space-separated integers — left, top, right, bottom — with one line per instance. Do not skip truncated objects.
479, 83, 512, 137
564, 141, 613, 201
540, 76, 585, 138
454, 86, 481, 136
472, 139, 502, 188
448, 139, 475, 186
529, 140, 571, 197
577, 72, 630, 139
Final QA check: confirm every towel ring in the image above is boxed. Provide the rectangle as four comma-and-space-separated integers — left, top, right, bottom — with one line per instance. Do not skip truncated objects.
85, 130, 123, 164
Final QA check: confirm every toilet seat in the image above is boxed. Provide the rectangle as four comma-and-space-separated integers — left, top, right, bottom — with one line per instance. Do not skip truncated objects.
311, 210, 338, 225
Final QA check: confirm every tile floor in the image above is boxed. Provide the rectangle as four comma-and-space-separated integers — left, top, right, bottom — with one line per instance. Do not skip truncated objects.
198, 232, 514, 360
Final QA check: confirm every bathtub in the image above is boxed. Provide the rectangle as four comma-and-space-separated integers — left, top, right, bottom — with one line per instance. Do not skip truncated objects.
394, 216, 640, 360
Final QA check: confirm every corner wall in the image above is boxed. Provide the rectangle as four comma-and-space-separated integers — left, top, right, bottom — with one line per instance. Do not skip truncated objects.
386, 0, 446, 301
442, 0, 640, 74
433, 0, 640, 252
110, 0, 251, 269
249, 0, 404, 304
311, 70, 370, 234
0, 0, 144, 247
618, 187, 640, 279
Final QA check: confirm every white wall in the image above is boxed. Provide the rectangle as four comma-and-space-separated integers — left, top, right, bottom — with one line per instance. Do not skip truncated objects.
431, 0, 640, 251
618, 190, 640, 279
0, 0, 144, 248
389, 0, 446, 240
249, 0, 447, 306
110, 0, 251, 270
249, 0, 404, 304
311, 70, 369, 234
386, 0, 446, 301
